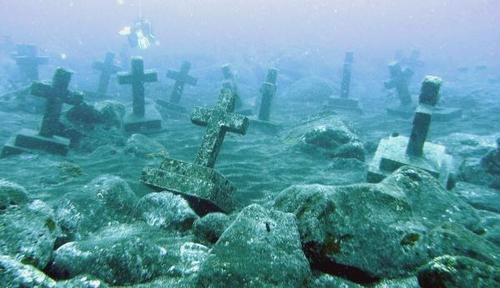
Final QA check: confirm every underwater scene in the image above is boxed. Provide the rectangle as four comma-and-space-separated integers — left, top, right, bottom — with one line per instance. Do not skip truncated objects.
0, 0, 499, 287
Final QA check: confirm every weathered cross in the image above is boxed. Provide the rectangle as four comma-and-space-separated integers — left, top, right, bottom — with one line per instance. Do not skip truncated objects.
166, 61, 197, 104
340, 52, 354, 99
258, 68, 279, 121
406, 76, 442, 157
221, 64, 242, 108
14, 44, 48, 81
384, 61, 414, 106
118, 57, 158, 117
31, 68, 83, 138
191, 88, 249, 168
92, 52, 121, 95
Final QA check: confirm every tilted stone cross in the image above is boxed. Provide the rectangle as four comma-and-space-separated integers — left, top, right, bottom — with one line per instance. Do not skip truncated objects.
15, 44, 48, 81
340, 52, 354, 99
92, 52, 121, 95
31, 68, 83, 137
166, 61, 197, 104
118, 57, 158, 117
221, 64, 243, 108
258, 68, 279, 121
384, 61, 414, 106
191, 88, 249, 168
406, 75, 442, 157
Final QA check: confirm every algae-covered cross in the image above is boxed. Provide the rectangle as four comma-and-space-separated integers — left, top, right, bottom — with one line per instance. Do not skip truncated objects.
384, 61, 414, 106
15, 44, 48, 81
93, 52, 121, 95
167, 61, 197, 104
118, 57, 158, 117
31, 68, 83, 137
191, 88, 249, 168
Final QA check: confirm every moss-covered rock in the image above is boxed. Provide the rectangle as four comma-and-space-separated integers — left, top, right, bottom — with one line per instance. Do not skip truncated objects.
0, 254, 56, 287
193, 212, 232, 244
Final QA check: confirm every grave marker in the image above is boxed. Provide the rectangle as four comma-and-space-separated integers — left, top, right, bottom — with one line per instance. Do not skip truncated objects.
326, 52, 361, 112
14, 44, 48, 81
92, 52, 121, 96
385, 61, 414, 117
156, 61, 198, 114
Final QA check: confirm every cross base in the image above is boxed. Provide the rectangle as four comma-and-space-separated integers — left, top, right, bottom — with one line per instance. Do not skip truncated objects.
324, 97, 362, 113
123, 105, 162, 134
367, 135, 454, 189
386, 105, 416, 118
433, 107, 463, 122
156, 99, 188, 114
249, 118, 282, 133
237, 108, 254, 116
1, 128, 70, 157
141, 158, 235, 216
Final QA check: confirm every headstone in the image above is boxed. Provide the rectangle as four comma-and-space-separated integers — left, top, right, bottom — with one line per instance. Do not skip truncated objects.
156, 61, 198, 114
250, 68, 281, 132
221, 64, 252, 115
1, 68, 83, 157
385, 61, 414, 118
325, 52, 361, 113
14, 44, 48, 81
141, 88, 249, 215
117, 57, 162, 133
368, 75, 455, 189
92, 52, 121, 96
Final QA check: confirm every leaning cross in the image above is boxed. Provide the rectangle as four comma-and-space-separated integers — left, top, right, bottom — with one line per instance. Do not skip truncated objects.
31, 68, 83, 138
221, 64, 243, 108
191, 88, 249, 168
340, 52, 354, 99
384, 61, 414, 106
15, 44, 49, 81
92, 52, 121, 95
258, 68, 279, 121
117, 57, 158, 117
406, 75, 442, 157
166, 61, 197, 104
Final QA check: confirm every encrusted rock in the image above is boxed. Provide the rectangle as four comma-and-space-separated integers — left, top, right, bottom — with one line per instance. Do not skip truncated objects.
0, 254, 56, 287
0, 178, 29, 211
136, 192, 198, 230
196, 204, 311, 287
94, 100, 126, 128
125, 133, 168, 158
453, 182, 500, 213
193, 212, 232, 244
56, 275, 109, 288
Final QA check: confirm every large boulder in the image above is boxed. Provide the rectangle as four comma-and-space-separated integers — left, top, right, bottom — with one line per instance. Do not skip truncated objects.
0, 200, 61, 269
50, 223, 189, 286
54, 175, 138, 242
273, 166, 490, 280
453, 182, 500, 213
125, 134, 168, 159
417, 255, 500, 288
0, 254, 56, 287
0, 178, 29, 211
196, 204, 311, 287
285, 114, 365, 161
193, 212, 232, 244
136, 192, 198, 231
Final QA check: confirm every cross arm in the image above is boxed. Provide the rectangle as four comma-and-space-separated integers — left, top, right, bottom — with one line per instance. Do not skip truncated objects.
117, 72, 133, 84
143, 70, 158, 82
30, 81, 52, 98
191, 107, 211, 126
63, 91, 84, 105
222, 113, 249, 135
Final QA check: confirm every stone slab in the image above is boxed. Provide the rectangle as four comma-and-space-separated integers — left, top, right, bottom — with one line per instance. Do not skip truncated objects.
249, 118, 282, 133
325, 97, 362, 113
237, 108, 254, 116
141, 158, 235, 215
1, 128, 70, 157
368, 135, 454, 189
386, 105, 416, 118
433, 107, 463, 122
123, 105, 162, 134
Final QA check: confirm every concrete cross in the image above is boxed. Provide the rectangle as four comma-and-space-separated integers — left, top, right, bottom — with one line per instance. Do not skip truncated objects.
258, 68, 279, 121
384, 61, 414, 106
92, 52, 121, 95
166, 61, 197, 104
340, 52, 354, 99
406, 76, 442, 157
191, 88, 249, 168
221, 64, 242, 108
31, 68, 83, 138
117, 57, 158, 117
14, 44, 48, 81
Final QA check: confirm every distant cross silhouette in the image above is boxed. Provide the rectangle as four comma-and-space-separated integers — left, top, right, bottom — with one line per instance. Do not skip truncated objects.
166, 61, 197, 104
258, 68, 278, 121
191, 88, 249, 168
118, 57, 158, 117
15, 44, 48, 81
340, 52, 354, 99
92, 52, 121, 95
31, 68, 83, 137
384, 61, 414, 106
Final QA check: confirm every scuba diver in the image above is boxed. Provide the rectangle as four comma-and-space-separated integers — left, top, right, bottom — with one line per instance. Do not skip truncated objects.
119, 17, 159, 50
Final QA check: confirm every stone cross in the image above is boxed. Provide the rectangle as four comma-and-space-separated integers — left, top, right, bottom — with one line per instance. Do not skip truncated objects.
118, 57, 158, 117
31, 68, 83, 138
406, 76, 442, 157
384, 61, 414, 106
92, 52, 121, 95
166, 61, 197, 104
340, 52, 354, 99
221, 64, 242, 108
14, 44, 48, 81
258, 68, 279, 121
191, 88, 249, 168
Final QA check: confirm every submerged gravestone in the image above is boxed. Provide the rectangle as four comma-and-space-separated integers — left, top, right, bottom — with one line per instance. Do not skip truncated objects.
118, 57, 162, 133
368, 75, 455, 189
1, 68, 83, 157
384, 61, 415, 117
222, 63, 253, 115
14, 44, 48, 82
326, 52, 361, 112
141, 88, 249, 215
250, 68, 281, 133
156, 61, 198, 114
92, 52, 121, 96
